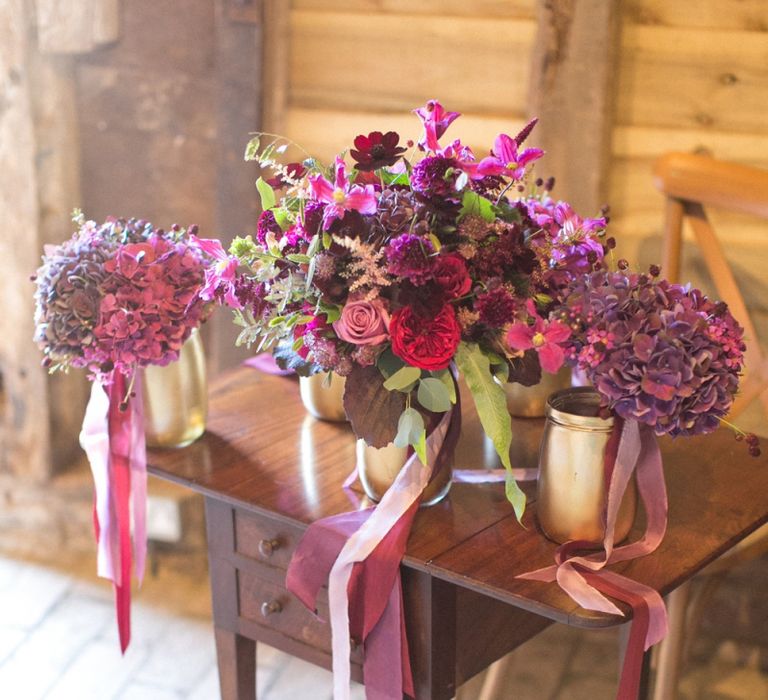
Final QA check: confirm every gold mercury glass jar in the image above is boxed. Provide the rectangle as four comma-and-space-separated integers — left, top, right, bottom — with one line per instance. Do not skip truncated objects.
299, 372, 348, 422
537, 387, 637, 545
356, 440, 453, 506
143, 329, 207, 448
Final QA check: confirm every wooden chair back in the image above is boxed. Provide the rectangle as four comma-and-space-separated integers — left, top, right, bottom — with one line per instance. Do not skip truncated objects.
653, 152, 768, 417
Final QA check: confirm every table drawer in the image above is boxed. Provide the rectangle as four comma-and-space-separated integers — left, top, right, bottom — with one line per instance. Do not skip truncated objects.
238, 567, 363, 664
234, 508, 305, 571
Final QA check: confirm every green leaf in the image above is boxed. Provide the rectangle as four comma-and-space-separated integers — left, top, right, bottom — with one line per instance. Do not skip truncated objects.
428, 233, 442, 252
256, 177, 276, 211
272, 207, 291, 230
322, 231, 332, 249
455, 341, 526, 521
380, 170, 410, 186
291, 335, 305, 351
431, 369, 457, 404
244, 136, 261, 161
493, 362, 510, 384
393, 407, 425, 451
417, 377, 452, 413
414, 429, 427, 466
383, 365, 421, 392
377, 348, 406, 379
286, 253, 311, 264
458, 191, 495, 223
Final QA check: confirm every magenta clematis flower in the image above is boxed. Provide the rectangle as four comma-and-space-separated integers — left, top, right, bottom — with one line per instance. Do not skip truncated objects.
413, 99, 460, 152
506, 307, 571, 373
308, 157, 378, 230
191, 236, 241, 309
477, 133, 544, 180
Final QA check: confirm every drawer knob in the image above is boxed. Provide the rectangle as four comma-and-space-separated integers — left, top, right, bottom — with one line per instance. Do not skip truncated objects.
258, 538, 280, 557
260, 599, 282, 617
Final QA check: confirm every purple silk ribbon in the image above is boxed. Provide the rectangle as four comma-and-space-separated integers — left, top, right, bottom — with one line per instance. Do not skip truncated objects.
518, 419, 669, 699
79, 371, 147, 653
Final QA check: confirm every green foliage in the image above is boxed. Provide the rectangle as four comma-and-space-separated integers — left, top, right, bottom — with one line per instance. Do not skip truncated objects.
256, 177, 276, 211
377, 348, 406, 379
394, 408, 427, 465
244, 136, 261, 161
458, 191, 495, 223
383, 365, 421, 392
417, 377, 452, 413
454, 341, 526, 521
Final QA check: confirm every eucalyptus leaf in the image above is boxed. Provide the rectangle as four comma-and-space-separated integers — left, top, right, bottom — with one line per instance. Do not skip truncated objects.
256, 177, 276, 211
377, 348, 406, 379
383, 365, 422, 392
417, 377, 452, 413
394, 407, 425, 449
414, 429, 427, 466
455, 341, 526, 521
434, 369, 457, 404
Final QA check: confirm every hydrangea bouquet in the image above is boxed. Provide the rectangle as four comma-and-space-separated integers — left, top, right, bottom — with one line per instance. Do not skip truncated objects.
198, 100, 611, 516
33, 213, 211, 652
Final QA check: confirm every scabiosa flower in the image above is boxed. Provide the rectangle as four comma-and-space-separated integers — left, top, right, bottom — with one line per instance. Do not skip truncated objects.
474, 286, 518, 328
256, 209, 282, 246
411, 156, 462, 200
385, 233, 434, 285
350, 131, 407, 171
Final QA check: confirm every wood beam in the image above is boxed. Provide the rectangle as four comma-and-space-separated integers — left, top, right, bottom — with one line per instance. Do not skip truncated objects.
528, 0, 621, 215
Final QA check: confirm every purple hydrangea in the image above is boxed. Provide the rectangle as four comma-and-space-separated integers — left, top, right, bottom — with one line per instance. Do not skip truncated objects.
556, 271, 744, 437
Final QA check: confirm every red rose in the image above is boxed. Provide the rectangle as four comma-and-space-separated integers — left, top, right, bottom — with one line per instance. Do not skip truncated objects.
390, 304, 461, 370
433, 253, 472, 299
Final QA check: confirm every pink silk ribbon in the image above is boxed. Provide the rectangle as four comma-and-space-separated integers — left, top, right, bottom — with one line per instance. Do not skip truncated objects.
518, 419, 669, 699
79, 371, 147, 653
287, 408, 454, 700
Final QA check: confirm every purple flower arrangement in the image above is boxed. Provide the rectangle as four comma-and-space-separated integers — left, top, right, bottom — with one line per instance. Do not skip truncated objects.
33, 213, 210, 380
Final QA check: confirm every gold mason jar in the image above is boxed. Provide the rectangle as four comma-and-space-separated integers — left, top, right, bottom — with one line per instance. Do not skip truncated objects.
143, 329, 207, 448
537, 387, 637, 545
504, 366, 573, 418
299, 372, 348, 422
356, 440, 453, 506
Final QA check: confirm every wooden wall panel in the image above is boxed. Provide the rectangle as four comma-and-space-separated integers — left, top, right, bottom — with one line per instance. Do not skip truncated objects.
289, 10, 534, 116
623, 0, 768, 31
0, 0, 51, 481
292, 0, 535, 19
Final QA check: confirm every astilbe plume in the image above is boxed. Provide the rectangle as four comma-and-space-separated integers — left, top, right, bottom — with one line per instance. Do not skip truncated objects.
556, 270, 744, 438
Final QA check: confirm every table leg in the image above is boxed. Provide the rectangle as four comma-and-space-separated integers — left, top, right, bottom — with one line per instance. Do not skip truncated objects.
214, 627, 256, 700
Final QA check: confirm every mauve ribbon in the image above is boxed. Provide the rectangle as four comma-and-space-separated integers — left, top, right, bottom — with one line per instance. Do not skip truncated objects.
518, 419, 669, 698
79, 370, 148, 653
287, 409, 453, 700
243, 353, 295, 375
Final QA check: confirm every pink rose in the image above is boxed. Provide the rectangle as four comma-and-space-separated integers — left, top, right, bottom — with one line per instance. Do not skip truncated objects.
333, 298, 390, 346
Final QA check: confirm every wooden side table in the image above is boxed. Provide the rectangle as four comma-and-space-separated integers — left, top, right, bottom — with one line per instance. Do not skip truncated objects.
148, 368, 768, 699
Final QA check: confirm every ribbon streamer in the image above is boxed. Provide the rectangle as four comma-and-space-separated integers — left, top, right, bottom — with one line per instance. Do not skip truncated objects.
79, 371, 148, 653
287, 408, 455, 700
518, 419, 669, 698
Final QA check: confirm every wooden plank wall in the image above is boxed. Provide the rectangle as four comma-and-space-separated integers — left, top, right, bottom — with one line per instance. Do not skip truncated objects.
611, 1, 768, 261
272, 1, 537, 158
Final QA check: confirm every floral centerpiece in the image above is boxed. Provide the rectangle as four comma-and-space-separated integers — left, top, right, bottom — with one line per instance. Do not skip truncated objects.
198, 100, 611, 517
32, 213, 211, 651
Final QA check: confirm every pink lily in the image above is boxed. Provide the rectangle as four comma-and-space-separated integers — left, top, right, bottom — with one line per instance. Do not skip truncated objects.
477, 133, 544, 180
413, 99, 460, 152
191, 236, 241, 309
506, 304, 571, 373
308, 157, 378, 230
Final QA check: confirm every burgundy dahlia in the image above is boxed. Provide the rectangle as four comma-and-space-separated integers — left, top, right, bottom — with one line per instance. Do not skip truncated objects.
474, 286, 518, 328
410, 156, 462, 200
256, 209, 282, 246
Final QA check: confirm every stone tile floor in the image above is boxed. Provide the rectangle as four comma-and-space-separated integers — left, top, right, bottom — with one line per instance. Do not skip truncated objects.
0, 551, 765, 699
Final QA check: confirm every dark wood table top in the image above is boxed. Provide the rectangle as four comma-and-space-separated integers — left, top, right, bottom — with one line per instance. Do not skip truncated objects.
147, 366, 768, 629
